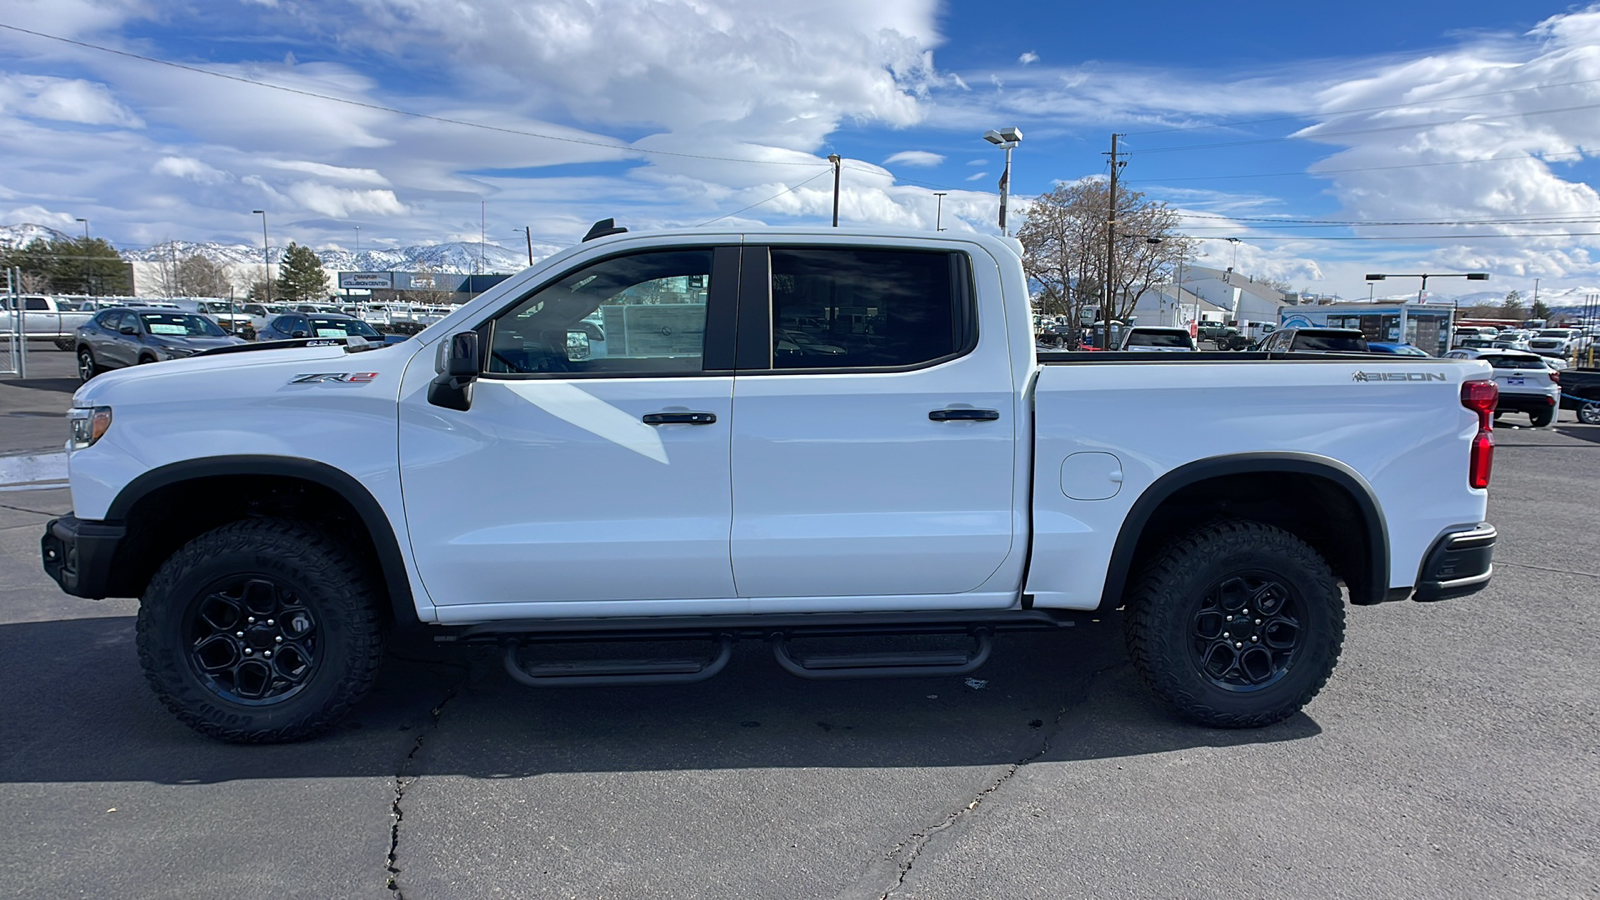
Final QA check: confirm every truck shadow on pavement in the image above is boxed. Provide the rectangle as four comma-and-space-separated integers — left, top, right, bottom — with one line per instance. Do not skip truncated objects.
0, 614, 1320, 786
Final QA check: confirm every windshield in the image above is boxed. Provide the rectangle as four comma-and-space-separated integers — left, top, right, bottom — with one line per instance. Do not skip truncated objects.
306, 316, 381, 339
1537, 330, 1571, 338
140, 313, 226, 337
1127, 331, 1193, 347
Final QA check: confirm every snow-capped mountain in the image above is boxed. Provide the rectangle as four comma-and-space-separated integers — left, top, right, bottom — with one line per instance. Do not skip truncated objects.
0, 223, 557, 298
0, 223, 74, 251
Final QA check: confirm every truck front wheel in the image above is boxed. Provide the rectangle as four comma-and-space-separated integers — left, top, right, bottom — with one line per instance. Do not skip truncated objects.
1124, 521, 1345, 728
136, 519, 385, 743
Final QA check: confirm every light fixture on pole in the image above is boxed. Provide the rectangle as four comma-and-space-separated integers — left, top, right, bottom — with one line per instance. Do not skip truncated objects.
252, 210, 271, 305
1365, 271, 1489, 305
827, 154, 842, 227
934, 192, 947, 232
983, 127, 1022, 236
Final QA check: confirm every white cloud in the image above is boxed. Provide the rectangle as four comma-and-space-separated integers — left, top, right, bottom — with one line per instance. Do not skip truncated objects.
883, 150, 944, 167
284, 182, 409, 218
152, 156, 231, 186
0, 74, 143, 127
966, 171, 988, 181
1018, 52, 1038, 66
261, 159, 391, 186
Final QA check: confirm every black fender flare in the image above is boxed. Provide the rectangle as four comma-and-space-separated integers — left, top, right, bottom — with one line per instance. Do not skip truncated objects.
106, 455, 422, 627
1097, 452, 1391, 610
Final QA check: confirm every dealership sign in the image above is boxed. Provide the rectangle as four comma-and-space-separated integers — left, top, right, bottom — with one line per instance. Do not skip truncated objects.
338, 272, 394, 289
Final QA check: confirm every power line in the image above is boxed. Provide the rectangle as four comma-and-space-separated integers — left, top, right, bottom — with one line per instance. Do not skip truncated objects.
0, 22, 828, 169
695, 168, 834, 226
1124, 76, 1600, 136
1204, 231, 1600, 241
1127, 150, 1592, 183
1128, 99, 1600, 155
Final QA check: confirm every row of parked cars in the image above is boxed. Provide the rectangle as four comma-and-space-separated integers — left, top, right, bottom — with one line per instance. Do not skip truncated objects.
1043, 325, 1591, 429
73, 304, 408, 382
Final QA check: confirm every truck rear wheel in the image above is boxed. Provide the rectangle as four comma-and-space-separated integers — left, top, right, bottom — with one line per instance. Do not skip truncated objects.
136, 519, 385, 743
1124, 521, 1344, 728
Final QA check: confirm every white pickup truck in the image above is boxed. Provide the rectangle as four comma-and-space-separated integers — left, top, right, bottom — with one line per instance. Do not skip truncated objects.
41, 226, 1500, 743
1, 294, 93, 349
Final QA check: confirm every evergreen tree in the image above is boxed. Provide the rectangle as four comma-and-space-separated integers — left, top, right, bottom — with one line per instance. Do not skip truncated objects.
246, 278, 273, 304
0, 237, 131, 295
274, 242, 329, 304
1501, 290, 1524, 317
1530, 298, 1553, 322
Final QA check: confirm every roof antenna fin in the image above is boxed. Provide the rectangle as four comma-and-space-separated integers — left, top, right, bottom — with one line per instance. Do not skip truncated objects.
582, 218, 628, 242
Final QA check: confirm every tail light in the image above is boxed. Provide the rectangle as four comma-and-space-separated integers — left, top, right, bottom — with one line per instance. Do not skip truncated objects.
1461, 379, 1497, 489
1551, 371, 1560, 385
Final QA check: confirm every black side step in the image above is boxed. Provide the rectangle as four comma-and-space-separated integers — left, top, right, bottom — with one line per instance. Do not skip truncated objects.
502, 635, 733, 687
769, 629, 992, 680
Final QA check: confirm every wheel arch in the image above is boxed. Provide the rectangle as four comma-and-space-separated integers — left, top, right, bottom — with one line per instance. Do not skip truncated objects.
103, 456, 420, 628
1097, 453, 1391, 611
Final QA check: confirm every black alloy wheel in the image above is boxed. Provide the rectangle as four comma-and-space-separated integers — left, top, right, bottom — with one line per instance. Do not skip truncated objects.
184, 576, 318, 704
1188, 574, 1302, 691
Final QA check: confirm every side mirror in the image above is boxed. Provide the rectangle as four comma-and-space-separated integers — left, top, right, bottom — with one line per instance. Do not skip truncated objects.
119, 324, 137, 335
566, 330, 592, 361
429, 331, 480, 411
290, 330, 308, 338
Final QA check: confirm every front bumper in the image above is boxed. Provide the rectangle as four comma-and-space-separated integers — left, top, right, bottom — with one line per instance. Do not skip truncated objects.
1412, 523, 1496, 602
40, 515, 126, 599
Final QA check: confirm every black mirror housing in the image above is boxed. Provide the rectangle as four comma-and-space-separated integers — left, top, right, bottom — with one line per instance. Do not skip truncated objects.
429, 331, 480, 411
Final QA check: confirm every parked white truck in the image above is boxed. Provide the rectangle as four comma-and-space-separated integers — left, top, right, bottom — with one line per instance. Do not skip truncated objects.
1, 294, 93, 349
41, 226, 1500, 743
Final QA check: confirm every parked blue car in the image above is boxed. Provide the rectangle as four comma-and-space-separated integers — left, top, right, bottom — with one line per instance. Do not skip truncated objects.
1367, 342, 1431, 357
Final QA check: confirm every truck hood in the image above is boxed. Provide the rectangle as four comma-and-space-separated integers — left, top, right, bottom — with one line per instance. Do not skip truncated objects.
72, 340, 420, 408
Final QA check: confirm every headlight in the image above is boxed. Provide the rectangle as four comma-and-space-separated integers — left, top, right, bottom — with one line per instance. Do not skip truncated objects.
163, 346, 194, 359
69, 406, 113, 450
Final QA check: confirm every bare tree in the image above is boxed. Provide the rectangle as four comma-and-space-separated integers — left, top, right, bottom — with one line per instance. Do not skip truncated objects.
173, 255, 229, 297
1019, 179, 1194, 340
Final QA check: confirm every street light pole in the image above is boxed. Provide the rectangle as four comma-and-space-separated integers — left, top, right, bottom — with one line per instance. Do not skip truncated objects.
253, 210, 271, 305
934, 192, 947, 232
827, 154, 842, 228
75, 218, 91, 295
984, 127, 1023, 237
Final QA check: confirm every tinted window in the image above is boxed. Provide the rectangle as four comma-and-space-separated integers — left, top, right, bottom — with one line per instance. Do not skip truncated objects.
1127, 331, 1193, 348
1487, 355, 1547, 369
1295, 332, 1368, 352
140, 313, 226, 337
488, 249, 712, 376
769, 248, 968, 370
24, 297, 48, 311
95, 311, 123, 329
306, 316, 380, 339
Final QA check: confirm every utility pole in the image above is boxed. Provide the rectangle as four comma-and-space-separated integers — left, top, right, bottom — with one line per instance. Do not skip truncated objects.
524, 226, 534, 266
1102, 133, 1124, 349
934, 192, 947, 231
828, 154, 842, 227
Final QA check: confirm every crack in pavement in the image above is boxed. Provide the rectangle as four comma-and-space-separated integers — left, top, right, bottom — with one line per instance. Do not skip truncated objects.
874, 660, 1128, 900
1498, 560, 1600, 579
386, 670, 468, 898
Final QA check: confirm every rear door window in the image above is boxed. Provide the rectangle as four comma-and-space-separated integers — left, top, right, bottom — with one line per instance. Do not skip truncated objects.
767, 247, 972, 370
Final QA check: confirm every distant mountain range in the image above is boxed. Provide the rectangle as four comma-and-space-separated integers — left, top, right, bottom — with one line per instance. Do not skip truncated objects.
0, 223, 549, 298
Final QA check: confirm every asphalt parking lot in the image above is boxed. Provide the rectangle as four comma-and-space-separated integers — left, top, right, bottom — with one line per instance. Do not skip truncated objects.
2, 347, 1597, 899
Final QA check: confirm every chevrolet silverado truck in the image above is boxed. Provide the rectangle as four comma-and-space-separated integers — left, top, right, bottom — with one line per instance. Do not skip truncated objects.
1, 294, 93, 350
40, 227, 1500, 743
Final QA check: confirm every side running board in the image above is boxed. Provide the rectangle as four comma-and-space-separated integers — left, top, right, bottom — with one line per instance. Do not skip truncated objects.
502, 635, 734, 687
769, 628, 993, 680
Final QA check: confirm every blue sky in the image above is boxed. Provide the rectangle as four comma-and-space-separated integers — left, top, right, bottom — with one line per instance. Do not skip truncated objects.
1, 0, 1598, 300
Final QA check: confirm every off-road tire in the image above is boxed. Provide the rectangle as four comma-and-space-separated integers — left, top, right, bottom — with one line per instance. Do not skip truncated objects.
137, 519, 385, 743
1529, 409, 1554, 428
1124, 520, 1345, 728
